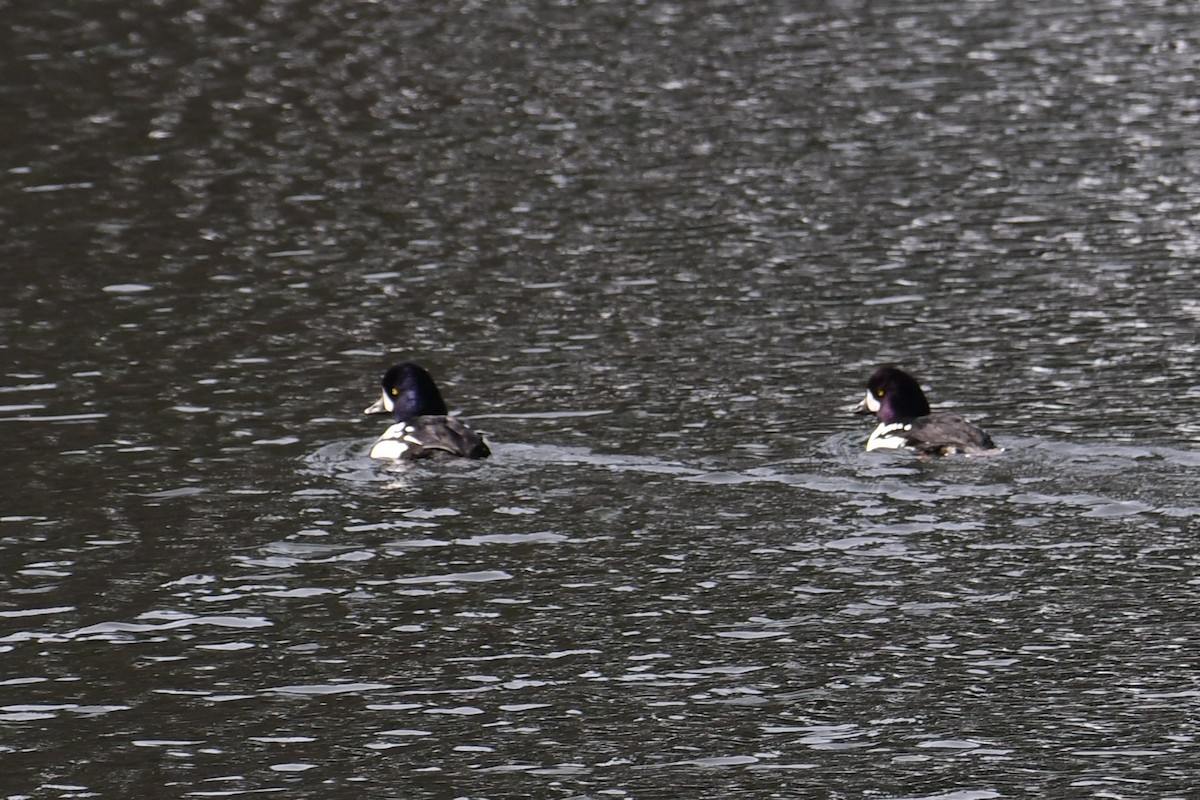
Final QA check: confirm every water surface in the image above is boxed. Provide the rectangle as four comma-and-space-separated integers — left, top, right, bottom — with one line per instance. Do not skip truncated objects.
3, 0, 1199, 797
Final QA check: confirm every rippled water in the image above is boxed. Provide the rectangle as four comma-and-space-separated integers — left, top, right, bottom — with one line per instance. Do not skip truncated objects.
3, 0, 1199, 797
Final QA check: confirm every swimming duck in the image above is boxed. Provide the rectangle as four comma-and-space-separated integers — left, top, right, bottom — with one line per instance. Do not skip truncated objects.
364, 361, 490, 460
854, 365, 998, 456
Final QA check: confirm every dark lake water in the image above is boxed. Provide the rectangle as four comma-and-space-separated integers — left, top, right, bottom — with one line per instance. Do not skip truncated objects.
3, 0, 1199, 797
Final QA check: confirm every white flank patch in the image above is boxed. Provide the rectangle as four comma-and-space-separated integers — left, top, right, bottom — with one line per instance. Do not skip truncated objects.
370, 423, 415, 460
865, 422, 910, 451
370, 438, 409, 460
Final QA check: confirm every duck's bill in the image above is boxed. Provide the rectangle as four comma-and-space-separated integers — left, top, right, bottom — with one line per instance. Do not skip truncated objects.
852, 391, 878, 415
364, 390, 393, 415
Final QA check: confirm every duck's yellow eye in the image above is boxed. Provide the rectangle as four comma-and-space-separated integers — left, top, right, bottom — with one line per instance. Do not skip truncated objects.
391, 388, 399, 396
875, 388, 885, 397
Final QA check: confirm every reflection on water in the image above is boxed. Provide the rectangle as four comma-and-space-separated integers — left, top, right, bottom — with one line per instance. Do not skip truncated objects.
4, 0, 1200, 797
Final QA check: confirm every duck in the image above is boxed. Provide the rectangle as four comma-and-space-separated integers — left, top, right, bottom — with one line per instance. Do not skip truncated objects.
853, 365, 998, 456
363, 361, 490, 460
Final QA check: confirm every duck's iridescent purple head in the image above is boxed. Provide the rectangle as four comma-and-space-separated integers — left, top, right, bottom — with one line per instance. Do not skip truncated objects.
364, 361, 449, 422
853, 365, 931, 424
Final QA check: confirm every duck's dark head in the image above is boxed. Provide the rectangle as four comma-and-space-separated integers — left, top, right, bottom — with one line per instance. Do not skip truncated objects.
364, 361, 449, 422
853, 365, 931, 423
